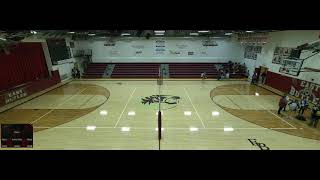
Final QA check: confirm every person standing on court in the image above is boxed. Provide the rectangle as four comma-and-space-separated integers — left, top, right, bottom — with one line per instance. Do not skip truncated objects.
72, 68, 76, 79
261, 71, 267, 84
76, 68, 81, 79
298, 96, 308, 115
217, 69, 222, 80
251, 72, 257, 85
278, 95, 288, 114
309, 101, 320, 128
201, 72, 207, 80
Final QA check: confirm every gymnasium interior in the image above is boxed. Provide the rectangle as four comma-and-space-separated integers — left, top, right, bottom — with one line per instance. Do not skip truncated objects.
0, 30, 319, 150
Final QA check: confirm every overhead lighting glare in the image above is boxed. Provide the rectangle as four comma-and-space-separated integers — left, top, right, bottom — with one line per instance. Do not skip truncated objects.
99, 110, 108, 116
225, 32, 233, 35
86, 126, 96, 131
68, 32, 75, 34
212, 111, 220, 116
198, 30, 209, 33
246, 31, 254, 33
121, 127, 131, 132
189, 127, 199, 132
224, 127, 234, 132
88, 33, 95, 36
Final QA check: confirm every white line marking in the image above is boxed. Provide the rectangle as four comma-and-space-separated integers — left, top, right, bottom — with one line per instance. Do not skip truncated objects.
30, 88, 87, 124
33, 126, 297, 130
113, 87, 136, 128
183, 87, 206, 128
233, 88, 297, 129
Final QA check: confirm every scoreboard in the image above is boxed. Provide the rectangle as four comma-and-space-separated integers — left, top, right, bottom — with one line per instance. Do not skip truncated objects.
1, 124, 33, 148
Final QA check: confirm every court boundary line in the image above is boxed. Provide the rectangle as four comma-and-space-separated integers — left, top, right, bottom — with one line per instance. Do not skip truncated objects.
113, 87, 137, 128
77, 79, 248, 82
183, 87, 206, 128
232, 88, 297, 129
33, 126, 297, 130
30, 88, 87, 124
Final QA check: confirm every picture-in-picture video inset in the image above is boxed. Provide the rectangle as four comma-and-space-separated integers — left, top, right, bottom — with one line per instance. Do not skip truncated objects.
1, 124, 33, 148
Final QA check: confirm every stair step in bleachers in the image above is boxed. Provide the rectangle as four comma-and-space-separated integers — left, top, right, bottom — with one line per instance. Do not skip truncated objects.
82, 63, 109, 79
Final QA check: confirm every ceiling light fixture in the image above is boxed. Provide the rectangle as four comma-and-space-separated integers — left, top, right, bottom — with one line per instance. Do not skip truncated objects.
198, 30, 209, 33
190, 32, 199, 36
121, 33, 131, 36
154, 30, 165, 33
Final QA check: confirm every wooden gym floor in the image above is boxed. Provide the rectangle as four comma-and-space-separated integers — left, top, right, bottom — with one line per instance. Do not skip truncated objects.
1, 79, 320, 150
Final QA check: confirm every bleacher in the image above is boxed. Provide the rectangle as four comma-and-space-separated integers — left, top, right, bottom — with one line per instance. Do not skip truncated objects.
111, 63, 160, 78
82, 63, 108, 78
169, 63, 220, 78
82, 62, 246, 79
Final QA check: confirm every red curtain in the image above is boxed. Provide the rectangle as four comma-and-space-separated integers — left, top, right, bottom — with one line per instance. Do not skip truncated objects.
0, 43, 49, 91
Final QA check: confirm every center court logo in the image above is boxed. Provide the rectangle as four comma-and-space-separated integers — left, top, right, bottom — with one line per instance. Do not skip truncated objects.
141, 95, 181, 110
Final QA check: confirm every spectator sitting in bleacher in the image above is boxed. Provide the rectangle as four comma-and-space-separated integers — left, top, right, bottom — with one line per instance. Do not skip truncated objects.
225, 70, 230, 79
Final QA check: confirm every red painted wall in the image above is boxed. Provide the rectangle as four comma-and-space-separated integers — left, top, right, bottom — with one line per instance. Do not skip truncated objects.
0, 70, 61, 108
0, 43, 49, 91
266, 71, 320, 104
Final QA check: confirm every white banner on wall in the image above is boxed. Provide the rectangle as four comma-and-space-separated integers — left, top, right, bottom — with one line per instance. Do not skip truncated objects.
202, 39, 218, 46
176, 44, 187, 49
155, 40, 166, 47
169, 50, 181, 55
110, 50, 120, 55
131, 44, 145, 49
